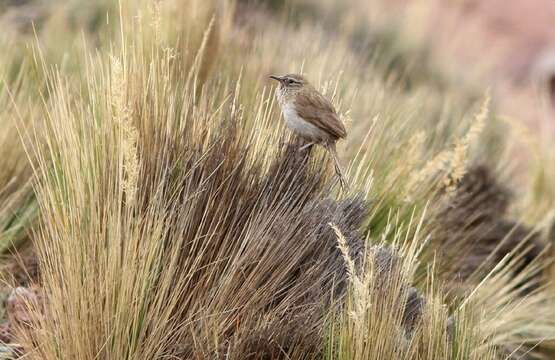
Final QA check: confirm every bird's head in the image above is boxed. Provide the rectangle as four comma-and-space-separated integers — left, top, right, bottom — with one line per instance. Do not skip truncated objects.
269, 73, 307, 91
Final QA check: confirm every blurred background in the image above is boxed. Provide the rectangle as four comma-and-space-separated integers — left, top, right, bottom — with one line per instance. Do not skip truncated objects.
387, 0, 555, 134
4, 0, 555, 134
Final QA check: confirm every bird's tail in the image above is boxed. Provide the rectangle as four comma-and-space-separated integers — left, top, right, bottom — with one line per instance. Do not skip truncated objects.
326, 143, 349, 191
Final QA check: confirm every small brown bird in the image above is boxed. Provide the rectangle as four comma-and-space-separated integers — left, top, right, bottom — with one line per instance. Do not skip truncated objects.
270, 73, 348, 189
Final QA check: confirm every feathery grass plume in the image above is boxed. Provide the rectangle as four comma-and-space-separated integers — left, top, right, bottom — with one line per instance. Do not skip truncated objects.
332, 224, 360, 287
331, 223, 367, 336
110, 55, 139, 205
443, 94, 489, 194
407, 94, 489, 196
149, 0, 162, 45
405, 148, 450, 195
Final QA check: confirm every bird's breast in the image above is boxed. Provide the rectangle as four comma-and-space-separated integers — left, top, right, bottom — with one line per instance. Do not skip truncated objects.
281, 102, 323, 140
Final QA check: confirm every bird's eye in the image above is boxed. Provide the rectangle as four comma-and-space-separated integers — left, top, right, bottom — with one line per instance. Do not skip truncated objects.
286, 79, 293, 85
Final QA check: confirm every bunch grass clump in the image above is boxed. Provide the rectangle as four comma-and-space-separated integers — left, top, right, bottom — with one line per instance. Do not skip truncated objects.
19, 5, 368, 357
327, 215, 496, 360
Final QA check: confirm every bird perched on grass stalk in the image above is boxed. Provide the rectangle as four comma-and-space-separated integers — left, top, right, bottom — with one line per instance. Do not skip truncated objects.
270, 73, 349, 190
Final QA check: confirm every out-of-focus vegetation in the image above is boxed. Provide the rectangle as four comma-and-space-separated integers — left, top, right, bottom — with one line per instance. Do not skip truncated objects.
0, 0, 554, 358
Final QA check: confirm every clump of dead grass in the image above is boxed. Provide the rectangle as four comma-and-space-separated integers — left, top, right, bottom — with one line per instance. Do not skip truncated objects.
17, 5, 371, 358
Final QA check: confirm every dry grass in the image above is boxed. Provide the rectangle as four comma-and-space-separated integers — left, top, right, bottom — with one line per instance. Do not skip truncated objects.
0, 0, 553, 359
18, 6, 365, 357
328, 214, 500, 360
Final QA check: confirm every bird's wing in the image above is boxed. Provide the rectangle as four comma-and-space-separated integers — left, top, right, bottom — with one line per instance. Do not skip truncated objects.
294, 90, 347, 140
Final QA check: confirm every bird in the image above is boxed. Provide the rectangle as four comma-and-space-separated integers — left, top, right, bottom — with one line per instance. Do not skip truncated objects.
269, 73, 348, 190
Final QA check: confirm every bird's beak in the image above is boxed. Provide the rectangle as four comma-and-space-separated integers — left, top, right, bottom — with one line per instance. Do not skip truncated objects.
269, 75, 283, 82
